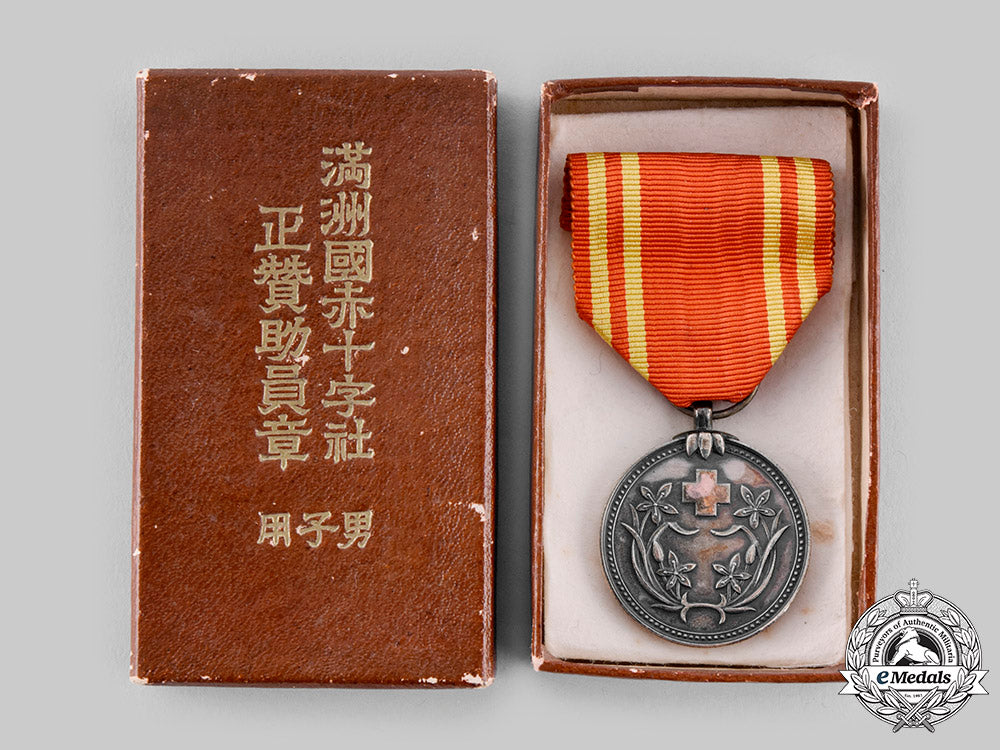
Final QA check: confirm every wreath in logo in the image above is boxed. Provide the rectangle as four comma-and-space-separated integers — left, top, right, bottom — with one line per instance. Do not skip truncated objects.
845, 605, 983, 728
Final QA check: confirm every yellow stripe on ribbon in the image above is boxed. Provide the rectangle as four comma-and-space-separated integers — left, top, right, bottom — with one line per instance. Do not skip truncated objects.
586, 153, 612, 343
793, 157, 819, 316
620, 153, 649, 379
759, 156, 787, 363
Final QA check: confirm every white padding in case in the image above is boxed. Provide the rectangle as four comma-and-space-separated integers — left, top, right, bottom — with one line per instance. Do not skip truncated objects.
543, 104, 855, 667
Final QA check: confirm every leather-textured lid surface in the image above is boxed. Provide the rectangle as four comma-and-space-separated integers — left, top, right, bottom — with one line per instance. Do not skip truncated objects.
133, 69, 496, 686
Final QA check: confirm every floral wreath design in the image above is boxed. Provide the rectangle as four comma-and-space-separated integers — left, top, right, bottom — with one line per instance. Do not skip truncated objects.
621, 480, 788, 624
845, 605, 983, 727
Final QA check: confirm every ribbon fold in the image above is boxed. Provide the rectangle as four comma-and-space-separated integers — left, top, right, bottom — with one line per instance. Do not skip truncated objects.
562, 152, 835, 407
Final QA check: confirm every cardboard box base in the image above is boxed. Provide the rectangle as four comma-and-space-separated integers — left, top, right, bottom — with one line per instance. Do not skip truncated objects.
531, 78, 879, 681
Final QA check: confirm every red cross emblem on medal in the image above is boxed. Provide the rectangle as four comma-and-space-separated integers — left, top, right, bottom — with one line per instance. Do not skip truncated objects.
682, 469, 731, 516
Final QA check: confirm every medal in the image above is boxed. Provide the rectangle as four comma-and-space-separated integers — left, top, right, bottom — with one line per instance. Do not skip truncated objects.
562, 152, 835, 645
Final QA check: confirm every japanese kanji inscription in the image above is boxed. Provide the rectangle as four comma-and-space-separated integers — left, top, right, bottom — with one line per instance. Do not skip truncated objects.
258, 510, 373, 549
253, 143, 377, 469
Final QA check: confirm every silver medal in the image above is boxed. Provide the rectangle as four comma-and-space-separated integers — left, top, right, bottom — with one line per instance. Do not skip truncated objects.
601, 402, 809, 645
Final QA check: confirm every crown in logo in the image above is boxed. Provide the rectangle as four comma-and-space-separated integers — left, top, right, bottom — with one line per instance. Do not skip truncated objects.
894, 578, 934, 614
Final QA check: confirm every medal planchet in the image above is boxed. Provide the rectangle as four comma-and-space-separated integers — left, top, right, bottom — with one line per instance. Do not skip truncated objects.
601, 428, 809, 645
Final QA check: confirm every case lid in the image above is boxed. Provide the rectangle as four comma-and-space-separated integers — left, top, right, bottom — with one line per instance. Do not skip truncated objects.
133, 69, 496, 686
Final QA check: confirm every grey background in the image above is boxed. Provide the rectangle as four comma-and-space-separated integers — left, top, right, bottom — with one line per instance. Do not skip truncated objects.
5, 0, 995, 746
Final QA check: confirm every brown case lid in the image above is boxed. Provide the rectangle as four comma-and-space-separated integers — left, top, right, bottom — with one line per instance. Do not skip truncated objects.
133, 69, 496, 686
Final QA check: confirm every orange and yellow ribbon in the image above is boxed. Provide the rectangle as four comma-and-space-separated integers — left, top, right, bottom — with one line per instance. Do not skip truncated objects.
561, 152, 835, 407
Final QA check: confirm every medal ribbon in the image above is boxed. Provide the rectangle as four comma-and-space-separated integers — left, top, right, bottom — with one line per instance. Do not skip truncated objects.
561, 152, 835, 407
